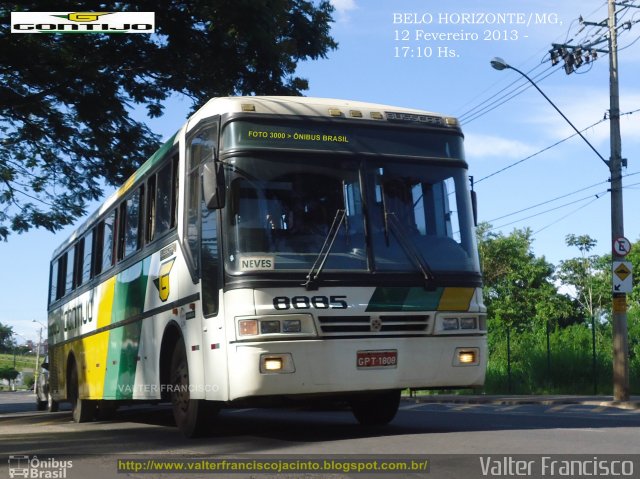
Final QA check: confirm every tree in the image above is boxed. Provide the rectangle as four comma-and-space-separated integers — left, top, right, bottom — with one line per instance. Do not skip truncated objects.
556, 234, 610, 322
477, 224, 571, 332
0, 366, 20, 388
0, 323, 15, 354
0, 1, 337, 240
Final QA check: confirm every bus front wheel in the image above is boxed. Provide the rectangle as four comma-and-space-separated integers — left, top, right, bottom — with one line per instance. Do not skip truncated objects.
68, 360, 95, 423
170, 340, 218, 437
349, 390, 401, 426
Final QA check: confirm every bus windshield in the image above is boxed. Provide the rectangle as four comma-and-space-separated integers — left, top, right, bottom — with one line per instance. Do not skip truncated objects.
223, 155, 479, 275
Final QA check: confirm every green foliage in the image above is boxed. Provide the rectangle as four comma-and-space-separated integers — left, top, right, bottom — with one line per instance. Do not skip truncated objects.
477, 224, 579, 332
0, 0, 337, 239
556, 234, 610, 321
0, 323, 15, 354
480, 234, 640, 394
0, 366, 19, 382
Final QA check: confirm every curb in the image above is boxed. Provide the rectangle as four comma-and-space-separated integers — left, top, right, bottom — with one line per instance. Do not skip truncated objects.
402, 394, 640, 410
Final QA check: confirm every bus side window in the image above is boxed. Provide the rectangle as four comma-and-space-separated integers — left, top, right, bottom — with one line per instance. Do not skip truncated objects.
73, 239, 84, 289
186, 125, 218, 276
101, 210, 117, 271
120, 186, 143, 259
146, 175, 157, 243
55, 256, 66, 300
49, 260, 59, 304
81, 230, 93, 284
93, 224, 104, 277
64, 248, 74, 295
156, 158, 176, 238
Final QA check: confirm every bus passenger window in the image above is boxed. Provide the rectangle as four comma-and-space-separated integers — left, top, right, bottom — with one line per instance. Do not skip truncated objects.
49, 260, 59, 304
156, 160, 174, 237
81, 231, 93, 284
146, 175, 156, 243
102, 210, 117, 271
64, 248, 75, 295
56, 257, 66, 300
123, 188, 143, 257
73, 240, 84, 288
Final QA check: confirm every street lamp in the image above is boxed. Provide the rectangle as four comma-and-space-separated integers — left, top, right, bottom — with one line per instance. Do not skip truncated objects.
32, 320, 46, 393
490, 56, 629, 401
490, 57, 608, 166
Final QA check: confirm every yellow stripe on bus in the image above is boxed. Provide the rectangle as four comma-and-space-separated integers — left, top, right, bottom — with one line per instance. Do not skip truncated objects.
78, 275, 117, 398
81, 330, 110, 398
438, 287, 475, 311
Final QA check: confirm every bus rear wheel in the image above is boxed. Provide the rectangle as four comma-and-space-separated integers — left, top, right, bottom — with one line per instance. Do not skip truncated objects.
68, 360, 95, 423
170, 340, 218, 437
349, 390, 401, 426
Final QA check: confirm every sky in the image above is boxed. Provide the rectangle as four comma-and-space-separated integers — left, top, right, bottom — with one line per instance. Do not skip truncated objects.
3, 0, 640, 344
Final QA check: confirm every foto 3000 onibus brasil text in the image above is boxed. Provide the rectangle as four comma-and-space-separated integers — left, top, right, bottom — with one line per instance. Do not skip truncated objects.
45, 96, 487, 437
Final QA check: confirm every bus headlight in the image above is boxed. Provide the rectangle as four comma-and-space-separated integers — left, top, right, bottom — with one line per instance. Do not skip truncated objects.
236, 314, 317, 340
454, 348, 480, 366
435, 314, 485, 334
260, 353, 295, 374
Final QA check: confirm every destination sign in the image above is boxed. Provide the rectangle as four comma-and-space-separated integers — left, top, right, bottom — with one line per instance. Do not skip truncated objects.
247, 128, 350, 145
221, 120, 465, 160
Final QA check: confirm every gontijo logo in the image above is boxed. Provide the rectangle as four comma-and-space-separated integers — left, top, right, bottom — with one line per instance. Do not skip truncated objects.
11, 11, 155, 33
54, 12, 113, 22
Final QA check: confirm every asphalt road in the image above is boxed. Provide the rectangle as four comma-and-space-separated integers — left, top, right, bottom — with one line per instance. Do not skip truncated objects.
1, 391, 639, 478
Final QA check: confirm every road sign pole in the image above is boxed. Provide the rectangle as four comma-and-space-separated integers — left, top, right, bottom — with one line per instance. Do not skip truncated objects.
608, 0, 629, 402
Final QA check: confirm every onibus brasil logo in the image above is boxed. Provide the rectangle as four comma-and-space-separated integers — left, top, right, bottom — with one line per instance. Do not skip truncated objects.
8, 455, 72, 479
10, 11, 155, 33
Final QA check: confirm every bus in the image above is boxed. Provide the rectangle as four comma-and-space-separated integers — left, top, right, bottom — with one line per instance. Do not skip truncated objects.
47, 96, 487, 437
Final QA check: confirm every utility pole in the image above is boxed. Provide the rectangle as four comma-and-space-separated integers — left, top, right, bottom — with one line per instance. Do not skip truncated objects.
546, 0, 631, 401
607, 0, 629, 402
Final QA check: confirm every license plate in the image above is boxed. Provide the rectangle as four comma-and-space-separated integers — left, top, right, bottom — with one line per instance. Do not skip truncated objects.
356, 350, 398, 369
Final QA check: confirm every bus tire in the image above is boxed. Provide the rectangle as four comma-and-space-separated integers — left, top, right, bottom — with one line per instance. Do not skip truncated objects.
170, 339, 218, 437
349, 390, 401, 426
68, 360, 95, 423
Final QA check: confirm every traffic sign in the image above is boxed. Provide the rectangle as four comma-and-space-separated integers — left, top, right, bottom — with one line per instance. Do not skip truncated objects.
612, 261, 633, 293
613, 236, 632, 257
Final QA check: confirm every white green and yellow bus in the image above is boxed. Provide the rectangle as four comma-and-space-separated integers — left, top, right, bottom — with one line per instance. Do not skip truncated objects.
47, 96, 487, 436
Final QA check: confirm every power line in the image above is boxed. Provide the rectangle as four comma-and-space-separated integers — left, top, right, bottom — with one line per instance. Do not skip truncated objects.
485, 179, 609, 223
474, 108, 640, 185
533, 195, 605, 234
486, 190, 608, 233
456, 1, 639, 125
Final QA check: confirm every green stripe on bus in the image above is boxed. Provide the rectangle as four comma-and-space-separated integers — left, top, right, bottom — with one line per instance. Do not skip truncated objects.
103, 258, 151, 398
365, 287, 444, 312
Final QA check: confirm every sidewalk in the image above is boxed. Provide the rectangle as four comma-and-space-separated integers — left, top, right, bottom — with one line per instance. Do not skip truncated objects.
403, 393, 640, 410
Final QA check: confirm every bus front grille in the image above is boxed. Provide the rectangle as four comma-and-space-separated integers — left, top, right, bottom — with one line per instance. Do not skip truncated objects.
317, 314, 430, 336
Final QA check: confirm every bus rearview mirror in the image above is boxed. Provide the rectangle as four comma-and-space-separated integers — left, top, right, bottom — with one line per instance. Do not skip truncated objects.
471, 190, 478, 227
202, 161, 224, 209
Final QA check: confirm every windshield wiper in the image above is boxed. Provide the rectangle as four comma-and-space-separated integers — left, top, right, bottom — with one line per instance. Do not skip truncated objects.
386, 213, 437, 289
379, 178, 436, 289
303, 209, 346, 290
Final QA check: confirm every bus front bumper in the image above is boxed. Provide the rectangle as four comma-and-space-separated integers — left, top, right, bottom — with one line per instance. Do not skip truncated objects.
225, 336, 487, 400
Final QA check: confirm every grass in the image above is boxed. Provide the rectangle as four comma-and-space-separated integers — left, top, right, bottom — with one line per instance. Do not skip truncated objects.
0, 353, 38, 372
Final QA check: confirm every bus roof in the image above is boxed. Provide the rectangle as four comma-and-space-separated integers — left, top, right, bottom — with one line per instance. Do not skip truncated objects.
185, 96, 456, 132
